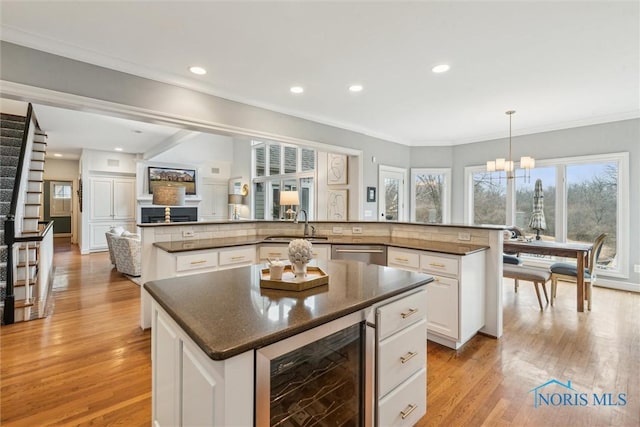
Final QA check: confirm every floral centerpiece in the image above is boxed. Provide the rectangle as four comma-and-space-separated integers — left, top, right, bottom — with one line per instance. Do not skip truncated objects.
288, 239, 313, 278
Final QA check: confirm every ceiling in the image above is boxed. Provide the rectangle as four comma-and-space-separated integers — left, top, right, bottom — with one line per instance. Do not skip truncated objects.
1, 1, 638, 154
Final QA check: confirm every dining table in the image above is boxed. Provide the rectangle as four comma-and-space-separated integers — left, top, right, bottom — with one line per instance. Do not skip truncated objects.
503, 239, 593, 312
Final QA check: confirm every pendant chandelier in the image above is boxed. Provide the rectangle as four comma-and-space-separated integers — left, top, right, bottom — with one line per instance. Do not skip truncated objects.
486, 110, 535, 180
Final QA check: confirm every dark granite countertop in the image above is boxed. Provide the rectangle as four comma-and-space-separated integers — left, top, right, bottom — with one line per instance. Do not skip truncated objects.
153, 235, 488, 256
144, 260, 433, 360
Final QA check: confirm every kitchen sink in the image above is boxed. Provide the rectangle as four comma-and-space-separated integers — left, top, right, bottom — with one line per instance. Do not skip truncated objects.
263, 235, 329, 242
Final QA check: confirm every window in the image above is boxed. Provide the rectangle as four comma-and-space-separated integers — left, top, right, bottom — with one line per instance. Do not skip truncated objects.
515, 166, 556, 240
566, 161, 618, 269
411, 168, 451, 223
465, 152, 629, 277
50, 181, 72, 217
252, 141, 316, 220
471, 172, 506, 225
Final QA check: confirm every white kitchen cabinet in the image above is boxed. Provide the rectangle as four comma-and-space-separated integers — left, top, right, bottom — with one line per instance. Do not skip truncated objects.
387, 247, 420, 272
376, 288, 427, 425
258, 243, 330, 263
387, 246, 486, 350
420, 250, 486, 350
218, 245, 256, 270
88, 175, 135, 251
151, 303, 254, 427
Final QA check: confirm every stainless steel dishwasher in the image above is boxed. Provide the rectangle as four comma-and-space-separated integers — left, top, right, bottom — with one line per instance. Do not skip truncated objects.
331, 245, 387, 266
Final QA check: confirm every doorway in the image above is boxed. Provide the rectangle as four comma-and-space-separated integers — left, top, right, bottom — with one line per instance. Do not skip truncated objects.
378, 165, 407, 222
45, 180, 73, 237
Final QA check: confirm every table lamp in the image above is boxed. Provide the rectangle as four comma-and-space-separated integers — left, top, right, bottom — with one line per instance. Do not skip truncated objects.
279, 191, 300, 220
152, 186, 186, 223
228, 194, 243, 220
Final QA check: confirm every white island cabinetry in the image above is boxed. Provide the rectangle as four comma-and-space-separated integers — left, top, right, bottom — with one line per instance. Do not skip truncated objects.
152, 302, 254, 427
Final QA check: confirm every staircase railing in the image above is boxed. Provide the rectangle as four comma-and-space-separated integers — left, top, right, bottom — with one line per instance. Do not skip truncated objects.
3, 103, 33, 325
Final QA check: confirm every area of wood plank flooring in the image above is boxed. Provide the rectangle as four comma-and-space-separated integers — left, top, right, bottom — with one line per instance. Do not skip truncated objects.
1, 238, 638, 426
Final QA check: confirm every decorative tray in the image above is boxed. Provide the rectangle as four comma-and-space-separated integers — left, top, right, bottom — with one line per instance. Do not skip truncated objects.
260, 265, 329, 292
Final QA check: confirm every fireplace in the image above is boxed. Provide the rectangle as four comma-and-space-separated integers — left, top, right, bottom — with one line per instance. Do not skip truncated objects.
141, 207, 198, 223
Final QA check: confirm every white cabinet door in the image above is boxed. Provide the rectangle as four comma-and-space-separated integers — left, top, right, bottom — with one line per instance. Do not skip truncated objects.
182, 345, 217, 427
153, 311, 180, 427
89, 178, 113, 220
113, 178, 135, 220
201, 182, 227, 220
425, 275, 459, 339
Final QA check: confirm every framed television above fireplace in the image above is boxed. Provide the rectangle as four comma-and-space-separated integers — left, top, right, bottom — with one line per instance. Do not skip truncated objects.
148, 166, 196, 195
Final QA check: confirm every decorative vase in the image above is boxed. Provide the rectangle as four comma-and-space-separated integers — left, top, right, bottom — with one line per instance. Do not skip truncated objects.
293, 261, 308, 278
288, 239, 313, 279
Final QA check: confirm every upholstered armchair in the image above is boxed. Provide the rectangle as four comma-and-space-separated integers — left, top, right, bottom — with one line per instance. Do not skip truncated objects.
111, 233, 141, 277
105, 226, 126, 266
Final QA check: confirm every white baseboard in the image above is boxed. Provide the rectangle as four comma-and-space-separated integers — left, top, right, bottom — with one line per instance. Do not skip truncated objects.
595, 278, 640, 293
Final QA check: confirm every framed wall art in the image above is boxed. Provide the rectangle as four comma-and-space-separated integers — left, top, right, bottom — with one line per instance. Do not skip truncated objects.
148, 166, 196, 195
327, 153, 348, 185
327, 189, 348, 220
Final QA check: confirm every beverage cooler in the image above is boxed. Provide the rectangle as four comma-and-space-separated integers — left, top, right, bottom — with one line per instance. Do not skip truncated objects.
256, 312, 373, 426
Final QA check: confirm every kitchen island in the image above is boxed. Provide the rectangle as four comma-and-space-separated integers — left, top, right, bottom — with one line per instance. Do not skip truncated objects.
145, 260, 433, 426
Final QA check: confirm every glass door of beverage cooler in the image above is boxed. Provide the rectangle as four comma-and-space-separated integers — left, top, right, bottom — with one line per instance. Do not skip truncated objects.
256, 313, 371, 427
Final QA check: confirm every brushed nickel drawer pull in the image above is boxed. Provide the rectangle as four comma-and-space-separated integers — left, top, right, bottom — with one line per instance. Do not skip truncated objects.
400, 351, 417, 364
395, 257, 409, 262
230, 255, 245, 260
190, 260, 207, 265
430, 262, 446, 268
400, 308, 418, 318
335, 249, 385, 254
400, 403, 417, 419
267, 252, 282, 256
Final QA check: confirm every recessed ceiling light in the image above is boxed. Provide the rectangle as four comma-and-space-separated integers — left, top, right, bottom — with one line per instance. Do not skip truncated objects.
114, 147, 123, 152
189, 66, 207, 75
290, 86, 304, 94
432, 64, 450, 73
348, 84, 363, 93
53, 153, 63, 157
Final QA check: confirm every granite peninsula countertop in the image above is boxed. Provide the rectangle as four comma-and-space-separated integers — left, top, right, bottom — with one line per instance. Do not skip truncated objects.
153, 235, 488, 256
144, 261, 433, 360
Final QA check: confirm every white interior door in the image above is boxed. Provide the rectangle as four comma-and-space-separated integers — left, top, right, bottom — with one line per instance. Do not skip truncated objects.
378, 165, 407, 221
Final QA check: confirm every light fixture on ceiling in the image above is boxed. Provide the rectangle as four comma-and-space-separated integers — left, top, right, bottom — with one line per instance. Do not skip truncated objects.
114, 147, 123, 152
53, 153, 63, 157
348, 84, 363, 93
189, 66, 207, 75
486, 110, 535, 181
432, 64, 450, 73
290, 86, 304, 94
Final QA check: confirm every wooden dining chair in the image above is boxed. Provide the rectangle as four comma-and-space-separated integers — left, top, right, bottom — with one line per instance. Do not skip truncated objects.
549, 233, 607, 310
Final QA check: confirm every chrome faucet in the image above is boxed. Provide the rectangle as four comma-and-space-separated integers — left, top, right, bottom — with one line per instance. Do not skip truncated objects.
294, 209, 313, 237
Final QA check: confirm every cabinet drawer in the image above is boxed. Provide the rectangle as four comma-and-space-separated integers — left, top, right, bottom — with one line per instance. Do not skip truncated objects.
219, 246, 255, 266
378, 368, 426, 427
420, 253, 459, 276
378, 319, 427, 397
387, 248, 420, 271
378, 289, 427, 340
176, 251, 218, 272
258, 245, 288, 261
310, 244, 330, 261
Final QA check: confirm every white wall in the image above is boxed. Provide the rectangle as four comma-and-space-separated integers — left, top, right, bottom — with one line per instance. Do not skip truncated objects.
43, 158, 80, 243
149, 132, 233, 180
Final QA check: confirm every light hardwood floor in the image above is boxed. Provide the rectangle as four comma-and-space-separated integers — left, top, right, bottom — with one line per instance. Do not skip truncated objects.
1, 238, 638, 426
